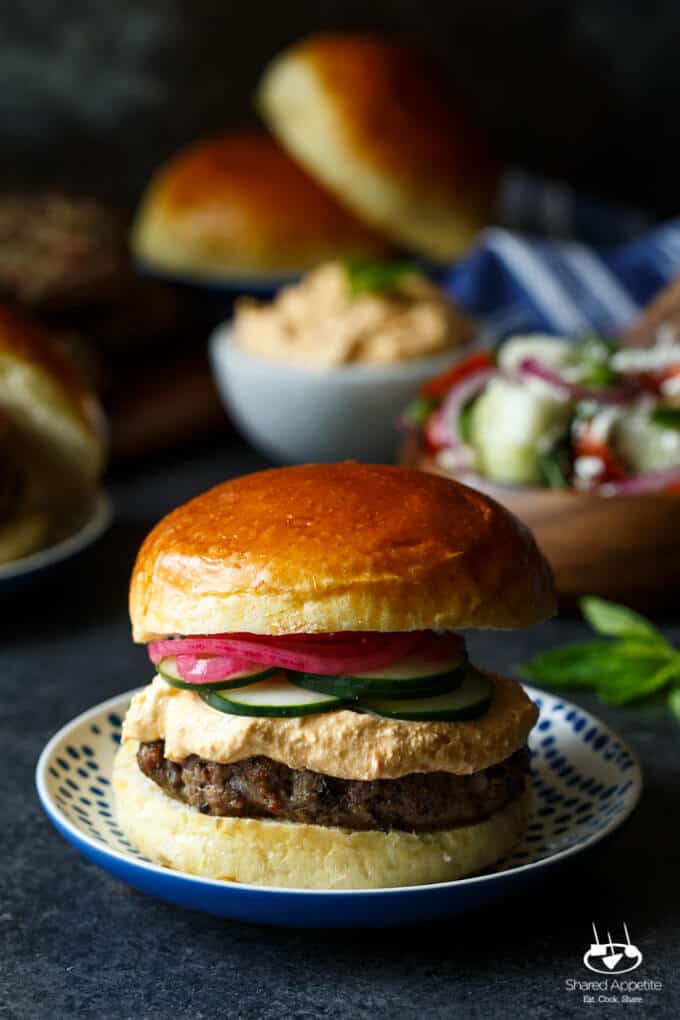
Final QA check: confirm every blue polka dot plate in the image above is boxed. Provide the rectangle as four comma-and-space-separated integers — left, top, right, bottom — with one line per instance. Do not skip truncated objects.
35, 684, 641, 928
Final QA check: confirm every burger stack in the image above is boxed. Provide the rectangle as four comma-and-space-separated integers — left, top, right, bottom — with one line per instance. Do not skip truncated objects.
114, 462, 554, 890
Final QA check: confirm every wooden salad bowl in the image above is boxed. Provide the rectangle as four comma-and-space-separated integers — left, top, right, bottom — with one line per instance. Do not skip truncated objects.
402, 435, 680, 608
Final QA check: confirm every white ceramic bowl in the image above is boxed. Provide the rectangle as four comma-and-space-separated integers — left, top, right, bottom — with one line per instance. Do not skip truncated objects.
209, 323, 458, 463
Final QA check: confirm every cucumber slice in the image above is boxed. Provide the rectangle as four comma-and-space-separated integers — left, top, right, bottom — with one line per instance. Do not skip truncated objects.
614, 404, 680, 473
200, 673, 345, 717
355, 668, 494, 721
470, 377, 571, 484
295, 651, 467, 699
157, 656, 276, 691
352, 649, 467, 681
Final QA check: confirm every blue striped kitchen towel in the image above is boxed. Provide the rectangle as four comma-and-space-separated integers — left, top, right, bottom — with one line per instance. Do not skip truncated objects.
497, 169, 654, 247
443, 171, 680, 342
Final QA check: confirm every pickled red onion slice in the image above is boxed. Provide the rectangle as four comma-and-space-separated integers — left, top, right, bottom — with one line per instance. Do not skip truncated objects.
174, 654, 258, 682
148, 631, 434, 676
518, 358, 631, 404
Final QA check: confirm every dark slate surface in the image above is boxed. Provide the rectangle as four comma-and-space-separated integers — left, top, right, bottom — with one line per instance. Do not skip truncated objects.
1, 438, 678, 1019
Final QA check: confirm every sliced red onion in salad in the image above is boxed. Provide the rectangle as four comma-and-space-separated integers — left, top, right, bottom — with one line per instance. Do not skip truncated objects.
517, 358, 631, 404
407, 333, 680, 493
436, 368, 496, 464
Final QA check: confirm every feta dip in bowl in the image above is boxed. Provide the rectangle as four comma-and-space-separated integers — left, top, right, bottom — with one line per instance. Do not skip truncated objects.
210, 260, 474, 462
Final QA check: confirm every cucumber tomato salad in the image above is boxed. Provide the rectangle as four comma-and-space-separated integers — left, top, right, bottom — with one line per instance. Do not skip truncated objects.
148, 630, 493, 722
403, 333, 680, 494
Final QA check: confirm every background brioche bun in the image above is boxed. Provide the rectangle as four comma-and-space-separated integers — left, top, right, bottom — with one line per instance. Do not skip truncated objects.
129, 463, 556, 641
132, 132, 391, 280
114, 739, 530, 890
0, 305, 106, 482
257, 34, 499, 260
0, 305, 106, 561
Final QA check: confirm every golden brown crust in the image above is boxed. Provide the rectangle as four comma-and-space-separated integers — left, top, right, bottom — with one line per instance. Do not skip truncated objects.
258, 34, 499, 259
132, 132, 391, 278
122, 672, 538, 780
114, 739, 531, 889
129, 463, 556, 641
302, 35, 494, 191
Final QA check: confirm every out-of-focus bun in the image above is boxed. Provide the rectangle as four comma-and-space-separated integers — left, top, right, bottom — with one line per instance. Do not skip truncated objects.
0, 305, 105, 484
257, 34, 498, 260
0, 305, 106, 562
132, 132, 391, 280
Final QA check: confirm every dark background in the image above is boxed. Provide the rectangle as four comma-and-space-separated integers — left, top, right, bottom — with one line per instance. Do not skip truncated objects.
2, 0, 679, 216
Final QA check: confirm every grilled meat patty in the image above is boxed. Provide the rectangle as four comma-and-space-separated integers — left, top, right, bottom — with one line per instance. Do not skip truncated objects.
137, 740, 529, 833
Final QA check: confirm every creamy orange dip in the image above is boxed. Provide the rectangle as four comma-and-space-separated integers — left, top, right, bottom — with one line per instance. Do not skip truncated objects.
122, 674, 537, 781
233, 261, 472, 366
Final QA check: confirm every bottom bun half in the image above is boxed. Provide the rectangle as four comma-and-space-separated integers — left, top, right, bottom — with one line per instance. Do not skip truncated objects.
113, 740, 530, 890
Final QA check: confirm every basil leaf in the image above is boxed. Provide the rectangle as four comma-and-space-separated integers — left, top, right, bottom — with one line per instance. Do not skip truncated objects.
536, 425, 573, 489
518, 638, 674, 688
584, 362, 620, 388
580, 597, 664, 643
614, 640, 676, 661
402, 396, 438, 428
650, 405, 680, 430
520, 594, 678, 714
596, 658, 680, 705
516, 641, 622, 686
459, 397, 477, 445
538, 454, 567, 489
345, 260, 416, 297
575, 334, 620, 387
668, 686, 680, 722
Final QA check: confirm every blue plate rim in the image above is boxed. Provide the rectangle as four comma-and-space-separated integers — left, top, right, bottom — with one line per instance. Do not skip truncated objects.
36, 684, 643, 897
0, 490, 113, 581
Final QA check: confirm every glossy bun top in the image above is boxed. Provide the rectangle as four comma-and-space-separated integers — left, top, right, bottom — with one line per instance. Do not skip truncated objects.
258, 34, 499, 260
130, 462, 555, 641
132, 132, 390, 280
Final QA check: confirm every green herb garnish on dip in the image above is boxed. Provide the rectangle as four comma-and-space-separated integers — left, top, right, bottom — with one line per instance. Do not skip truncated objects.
344, 259, 417, 297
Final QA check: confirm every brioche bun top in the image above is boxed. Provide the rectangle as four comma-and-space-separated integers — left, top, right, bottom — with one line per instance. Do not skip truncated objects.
130, 463, 555, 641
131, 132, 390, 280
257, 33, 499, 260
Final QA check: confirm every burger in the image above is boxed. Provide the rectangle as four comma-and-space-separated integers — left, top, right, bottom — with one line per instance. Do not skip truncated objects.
114, 463, 555, 890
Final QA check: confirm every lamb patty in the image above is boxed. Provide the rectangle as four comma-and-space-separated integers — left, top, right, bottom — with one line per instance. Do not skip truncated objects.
137, 740, 529, 833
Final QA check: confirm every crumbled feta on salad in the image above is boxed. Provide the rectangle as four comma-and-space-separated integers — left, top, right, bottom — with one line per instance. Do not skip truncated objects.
403, 333, 680, 495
